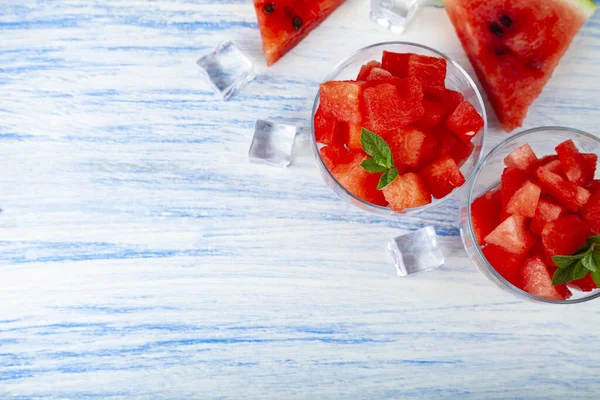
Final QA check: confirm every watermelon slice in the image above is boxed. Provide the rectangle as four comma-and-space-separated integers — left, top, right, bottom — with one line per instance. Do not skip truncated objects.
253, 0, 346, 66
445, 0, 596, 131
522, 256, 572, 300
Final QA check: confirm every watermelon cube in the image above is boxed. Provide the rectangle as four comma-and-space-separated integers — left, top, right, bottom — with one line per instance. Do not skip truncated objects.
536, 166, 591, 212
431, 127, 475, 167
357, 60, 382, 81
556, 139, 594, 186
530, 198, 564, 236
332, 152, 388, 207
581, 193, 600, 235
382, 172, 432, 211
539, 155, 559, 167
503, 144, 539, 172
319, 81, 364, 124
540, 159, 563, 175
445, 101, 484, 142
381, 51, 409, 78
366, 67, 393, 81
314, 106, 345, 145
482, 244, 524, 288
500, 167, 531, 212
415, 97, 447, 129
471, 188, 502, 245
587, 180, 600, 195
420, 156, 466, 199
522, 256, 571, 301
343, 123, 363, 151
319, 144, 350, 171
431, 89, 464, 114
568, 275, 598, 292
541, 215, 590, 263
583, 153, 598, 179
407, 54, 447, 94
505, 180, 542, 218
387, 127, 439, 170
484, 215, 535, 255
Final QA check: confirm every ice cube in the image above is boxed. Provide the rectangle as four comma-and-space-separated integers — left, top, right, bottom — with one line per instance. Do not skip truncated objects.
370, 0, 423, 34
387, 226, 445, 276
197, 41, 255, 100
249, 120, 297, 167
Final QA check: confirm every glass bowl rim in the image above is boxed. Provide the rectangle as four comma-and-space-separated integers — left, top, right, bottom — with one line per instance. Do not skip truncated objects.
466, 126, 600, 304
310, 40, 488, 216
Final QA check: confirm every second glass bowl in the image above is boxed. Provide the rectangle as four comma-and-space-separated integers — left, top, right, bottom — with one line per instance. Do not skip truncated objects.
311, 41, 487, 216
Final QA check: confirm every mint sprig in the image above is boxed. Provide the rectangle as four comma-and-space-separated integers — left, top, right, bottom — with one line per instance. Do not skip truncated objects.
359, 128, 399, 190
552, 236, 600, 286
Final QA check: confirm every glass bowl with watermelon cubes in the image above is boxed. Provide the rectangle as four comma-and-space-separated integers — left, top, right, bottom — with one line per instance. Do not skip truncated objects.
462, 127, 600, 304
311, 42, 487, 215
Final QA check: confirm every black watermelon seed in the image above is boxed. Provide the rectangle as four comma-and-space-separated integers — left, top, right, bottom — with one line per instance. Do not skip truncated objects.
292, 16, 302, 30
499, 15, 513, 28
494, 46, 509, 56
490, 22, 504, 36
263, 3, 274, 14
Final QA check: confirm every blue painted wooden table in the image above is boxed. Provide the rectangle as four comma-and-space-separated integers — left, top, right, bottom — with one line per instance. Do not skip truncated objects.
1, 1, 600, 398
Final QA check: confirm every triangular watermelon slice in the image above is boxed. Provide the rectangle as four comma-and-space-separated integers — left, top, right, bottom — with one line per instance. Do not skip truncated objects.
253, 0, 346, 66
445, 0, 596, 132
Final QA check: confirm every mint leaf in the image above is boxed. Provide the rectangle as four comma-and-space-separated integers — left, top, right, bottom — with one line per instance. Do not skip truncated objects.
361, 157, 388, 173
360, 128, 393, 169
573, 260, 589, 281
592, 268, 600, 288
593, 250, 600, 269
552, 254, 584, 269
582, 251, 597, 272
553, 265, 575, 285
377, 167, 399, 190
587, 236, 600, 245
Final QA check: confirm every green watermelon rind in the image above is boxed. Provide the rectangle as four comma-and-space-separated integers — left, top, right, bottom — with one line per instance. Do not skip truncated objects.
437, 0, 597, 15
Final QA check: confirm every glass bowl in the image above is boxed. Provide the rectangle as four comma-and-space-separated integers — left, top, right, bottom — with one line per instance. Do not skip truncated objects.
310, 41, 487, 216
460, 127, 600, 304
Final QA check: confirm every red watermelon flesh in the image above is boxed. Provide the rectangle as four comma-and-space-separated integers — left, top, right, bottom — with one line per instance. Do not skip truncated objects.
505, 180, 542, 218
253, 0, 346, 66
382, 172, 432, 212
314, 106, 346, 145
332, 152, 388, 206
581, 193, 600, 235
433, 89, 465, 114
471, 188, 502, 245
319, 144, 350, 171
482, 244, 524, 288
431, 127, 475, 167
541, 214, 589, 263
387, 127, 439, 170
381, 51, 410, 78
357, 61, 382, 81
536, 165, 590, 212
530, 198, 564, 236
522, 256, 571, 300
587, 180, 600, 195
366, 68, 393, 81
484, 215, 535, 255
556, 139, 595, 186
568, 275, 599, 292
345, 123, 363, 151
407, 54, 447, 94
445, 0, 595, 132
503, 144, 539, 172
420, 156, 466, 199
319, 81, 364, 124
445, 101, 484, 142
415, 97, 448, 129
501, 167, 531, 212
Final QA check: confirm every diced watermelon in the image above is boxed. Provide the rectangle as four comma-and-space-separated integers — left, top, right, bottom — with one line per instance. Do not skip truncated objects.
361, 81, 424, 137
583, 153, 598, 180
319, 144, 350, 171
357, 61, 382, 81
530, 198, 564, 236
484, 215, 535, 255
569, 275, 598, 292
587, 180, 600, 195
522, 256, 571, 300
344, 123, 363, 151
431, 127, 475, 167
539, 155, 559, 167
505, 180, 541, 218
314, 106, 346, 145
503, 144, 539, 172
536, 166, 591, 211
366, 67, 393, 81
407, 54, 447, 94
482, 244, 524, 288
540, 159, 563, 175
581, 193, 600, 235
387, 127, 439, 170
415, 97, 447, 129
381, 51, 409, 78
541, 215, 590, 264
445, 101, 484, 142
420, 156, 466, 199
432, 89, 465, 113
471, 188, 502, 245
501, 167, 531, 212
556, 139, 594, 186
253, 0, 346, 66
332, 152, 388, 206
319, 81, 364, 124
382, 172, 432, 211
